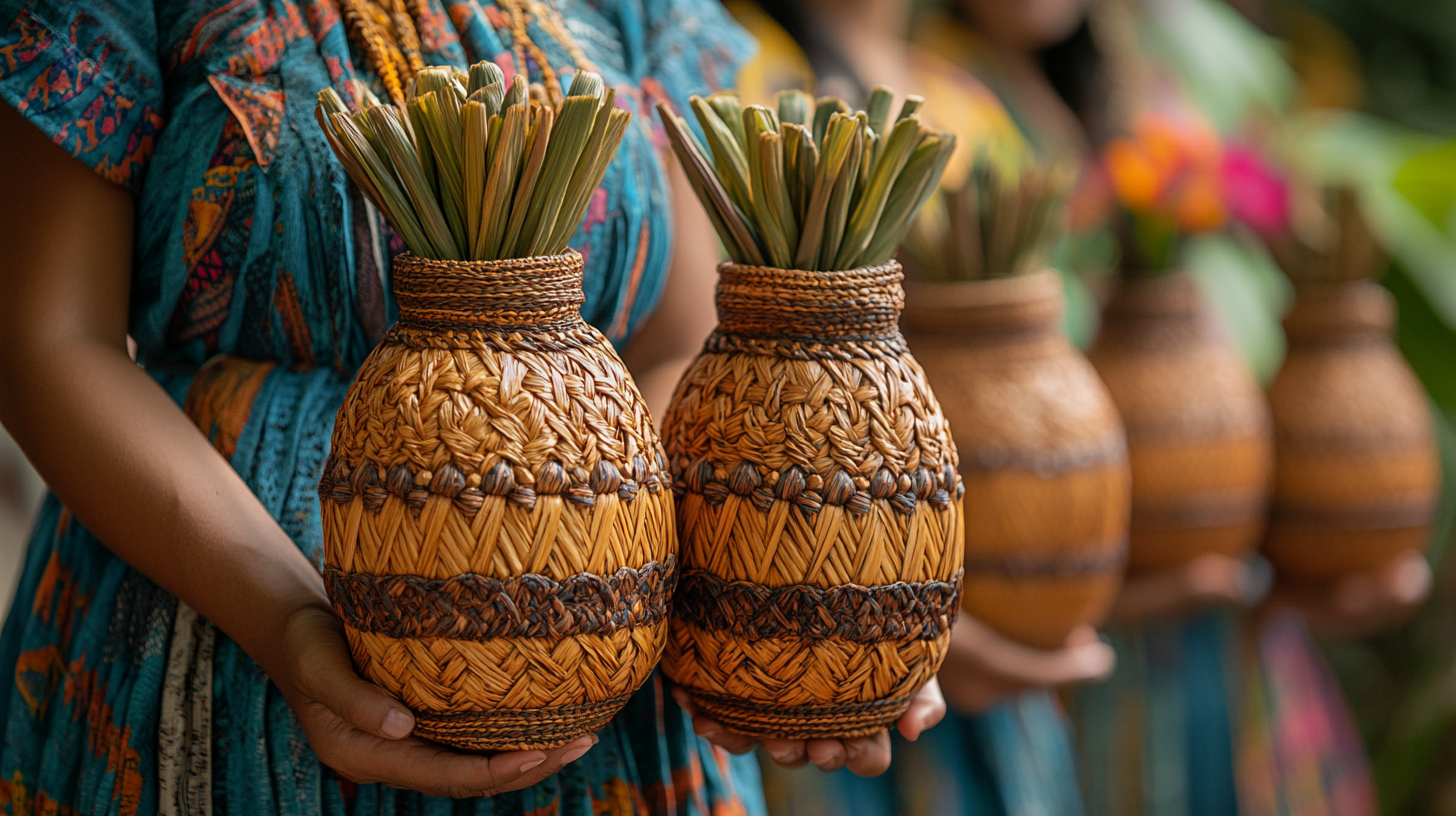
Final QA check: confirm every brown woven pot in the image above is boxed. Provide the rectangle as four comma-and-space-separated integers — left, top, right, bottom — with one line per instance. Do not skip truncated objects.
318, 252, 675, 752
901, 271, 1129, 650
1263, 280, 1439, 582
1087, 272, 1272, 572
660, 261, 964, 740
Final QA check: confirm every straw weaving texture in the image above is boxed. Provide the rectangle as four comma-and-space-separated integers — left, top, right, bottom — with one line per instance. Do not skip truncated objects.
661, 261, 965, 739
1265, 280, 1438, 580
1089, 272, 1271, 572
902, 271, 1130, 649
320, 252, 674, 750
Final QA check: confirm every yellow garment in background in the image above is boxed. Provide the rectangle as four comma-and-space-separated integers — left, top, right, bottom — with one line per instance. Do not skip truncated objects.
726, 0, 1027, 189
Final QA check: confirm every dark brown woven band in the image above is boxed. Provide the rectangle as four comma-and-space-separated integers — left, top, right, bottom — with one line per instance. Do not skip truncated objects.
319, 451, 670, 515
1271, 496, 1437, 531
960, 436, 1127, 476
671, 461, 962, 517
412, 693, 632, 752
963, 539, 1128, 579
714, 261, 905, 341
393, 252, 587, 331
388, 322, 603, 353
687, 687, 917, 740
673, 568, 962, 643
326, 557, 676, 640
702, 331, 909, 359
1131, 490, 1268, 529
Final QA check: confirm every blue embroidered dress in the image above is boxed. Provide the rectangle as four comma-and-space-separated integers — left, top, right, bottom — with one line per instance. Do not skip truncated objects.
0, 1, 764, 813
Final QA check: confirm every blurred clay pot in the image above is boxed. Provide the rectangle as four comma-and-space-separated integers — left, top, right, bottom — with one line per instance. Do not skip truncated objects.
903, 270, 1129, 650
1088, 271, 1272, 572
1263, 280, 1438, 582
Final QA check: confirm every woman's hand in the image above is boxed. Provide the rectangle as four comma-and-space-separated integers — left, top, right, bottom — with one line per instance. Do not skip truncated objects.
1262, 550, 1431, 638
935, 618, 1115, 714
670, 679, 946, 778
274, 604, 596, 798
1109, 553, 1259, 624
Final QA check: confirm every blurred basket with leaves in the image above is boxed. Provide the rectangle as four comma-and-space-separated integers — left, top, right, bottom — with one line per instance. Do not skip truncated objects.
900, 157, 1130, 650
313, 63, 673, 752
1262, 184, 1439, 582
656, 87, 964, 739
1089, 111, 1273, 571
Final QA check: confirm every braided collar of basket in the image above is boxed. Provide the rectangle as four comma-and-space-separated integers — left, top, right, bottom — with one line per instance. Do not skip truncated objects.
706, 261, 910, 358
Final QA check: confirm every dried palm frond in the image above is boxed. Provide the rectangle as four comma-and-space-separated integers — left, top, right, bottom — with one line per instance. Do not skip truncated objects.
658, 86, 957, 271
316, 64, 631, 261
904, 154, 1073, 281
1269, 184, 1382, 284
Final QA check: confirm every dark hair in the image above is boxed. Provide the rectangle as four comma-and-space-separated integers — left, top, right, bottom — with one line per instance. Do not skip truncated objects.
1038, 19, 1112, 145
754, 0, 870, 105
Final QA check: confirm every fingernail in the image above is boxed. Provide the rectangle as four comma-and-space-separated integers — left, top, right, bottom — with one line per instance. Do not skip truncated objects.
561, 743, 594, 764
518, 756, 547, 773
381, 708, 414, 739
767, 747, 796, 764
591, 734, 601, 746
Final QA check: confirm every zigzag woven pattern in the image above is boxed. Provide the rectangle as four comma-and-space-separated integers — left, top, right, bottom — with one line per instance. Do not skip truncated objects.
673, 568, 961, 642
325, 558, 676, 640
321, 252, 674, 751
660, 261, 964, 738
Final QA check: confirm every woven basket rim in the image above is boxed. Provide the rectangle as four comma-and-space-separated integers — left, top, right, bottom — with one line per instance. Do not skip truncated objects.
717, 259, 902, 280
903, 269, 1061, 311
393, 249, 583, 272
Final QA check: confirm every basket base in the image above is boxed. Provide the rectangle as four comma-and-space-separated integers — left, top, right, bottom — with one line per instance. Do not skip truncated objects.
686, 688, 917, 740
413, 693, 633, 752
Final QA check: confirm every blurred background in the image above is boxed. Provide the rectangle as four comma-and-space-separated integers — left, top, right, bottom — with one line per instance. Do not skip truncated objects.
2, 0, 1456, 812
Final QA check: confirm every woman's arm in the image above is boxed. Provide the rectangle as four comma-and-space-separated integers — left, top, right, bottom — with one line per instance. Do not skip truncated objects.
0, 103, 592, 798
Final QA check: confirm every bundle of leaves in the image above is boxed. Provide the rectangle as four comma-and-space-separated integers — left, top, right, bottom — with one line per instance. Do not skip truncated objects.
1268, 184, 1382, 284
658, 87, 957, 271
316, 63, 631, 261
905, 155, 1072, 281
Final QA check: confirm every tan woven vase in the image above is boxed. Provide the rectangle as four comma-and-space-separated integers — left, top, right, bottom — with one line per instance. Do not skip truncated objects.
318, 252, 675, 751
1264, 280, 1438, 581
902, 271, 1129, 650
1088, 272, 1272, 572
659, 261, 964, 740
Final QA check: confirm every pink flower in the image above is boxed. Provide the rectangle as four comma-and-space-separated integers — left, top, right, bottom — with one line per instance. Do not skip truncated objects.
1222, 145, 1289, 237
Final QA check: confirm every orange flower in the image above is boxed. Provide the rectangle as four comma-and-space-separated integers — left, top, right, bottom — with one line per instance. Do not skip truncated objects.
1175, 176, 1226, 231
1104, 111, 1225, 234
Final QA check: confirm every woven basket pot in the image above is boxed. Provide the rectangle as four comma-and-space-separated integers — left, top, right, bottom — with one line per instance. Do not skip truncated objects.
318, 252, 675, 752
901, 271, 1129, 650
1263, 280, 1438, 582
660, 261, 965, 740
1087, 272, 1272, 572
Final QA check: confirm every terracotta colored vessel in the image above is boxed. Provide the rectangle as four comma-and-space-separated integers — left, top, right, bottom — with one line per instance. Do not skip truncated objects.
1264, 280, 1439, 581
902, 271, 1129, 650
661, 261, 964, 740
318, 252, 675, 751
1087, 272, 1272, 571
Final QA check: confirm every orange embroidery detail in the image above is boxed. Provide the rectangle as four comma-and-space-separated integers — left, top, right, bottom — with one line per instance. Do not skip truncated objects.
33, 553, 92, 646
15, 646, 65, 719
273, 270, 317, 369
183, 355, 279, 461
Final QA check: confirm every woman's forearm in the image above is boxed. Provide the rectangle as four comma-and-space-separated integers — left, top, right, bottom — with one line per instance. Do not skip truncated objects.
0, 335, 328, 681
0, 101, 323, 685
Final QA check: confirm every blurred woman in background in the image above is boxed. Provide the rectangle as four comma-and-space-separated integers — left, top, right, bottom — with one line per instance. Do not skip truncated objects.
923, 1, 1432, 814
